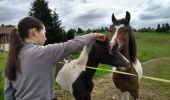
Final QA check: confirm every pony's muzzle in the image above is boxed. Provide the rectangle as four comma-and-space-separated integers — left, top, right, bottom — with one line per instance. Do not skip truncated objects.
109, 43, 119, 55
109, 41, 117, 50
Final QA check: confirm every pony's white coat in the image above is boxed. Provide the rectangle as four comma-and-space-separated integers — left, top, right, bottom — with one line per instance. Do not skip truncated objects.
56, 43, 93, 94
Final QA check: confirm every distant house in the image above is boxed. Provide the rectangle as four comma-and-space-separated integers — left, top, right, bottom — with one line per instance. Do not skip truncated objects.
0, 26, 14, 51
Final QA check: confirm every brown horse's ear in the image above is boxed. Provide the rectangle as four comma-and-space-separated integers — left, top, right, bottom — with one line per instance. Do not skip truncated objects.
129, 32, 137, 63
112, 13, 117, 24
125, 11, 131, 24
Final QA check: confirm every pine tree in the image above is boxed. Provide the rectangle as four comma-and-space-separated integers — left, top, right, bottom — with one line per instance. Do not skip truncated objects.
1, 24, 4, 27
104, 27, 108, 32
100, 27, 105, 32
29, 0, 53, 28
165, 23, 169, 32
51, 10, 67, 42
66, 29, 76, 40
77, 27, 84, 34
162, 24, 165, 32
29, 0, 66, 44
156, 24, 161, 32
85, 28, 92, 34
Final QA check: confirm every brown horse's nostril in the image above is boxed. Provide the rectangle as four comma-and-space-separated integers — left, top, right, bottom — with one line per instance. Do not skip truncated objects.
112, 43, 118, 50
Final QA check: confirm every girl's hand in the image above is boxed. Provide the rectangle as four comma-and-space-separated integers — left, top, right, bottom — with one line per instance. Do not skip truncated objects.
95, 33, 106, 41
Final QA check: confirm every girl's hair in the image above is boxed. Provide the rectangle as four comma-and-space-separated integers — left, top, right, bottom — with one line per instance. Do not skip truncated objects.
5, 17, 44, 81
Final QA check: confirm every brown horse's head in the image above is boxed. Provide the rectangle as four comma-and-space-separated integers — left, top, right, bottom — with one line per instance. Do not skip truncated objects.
109, 11, 137, 64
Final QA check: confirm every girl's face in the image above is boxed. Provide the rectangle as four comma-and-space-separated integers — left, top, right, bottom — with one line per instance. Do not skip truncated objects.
34, 26, 47, 45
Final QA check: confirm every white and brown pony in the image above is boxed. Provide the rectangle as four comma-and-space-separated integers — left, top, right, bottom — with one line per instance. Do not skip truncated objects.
109, 11, 143, 100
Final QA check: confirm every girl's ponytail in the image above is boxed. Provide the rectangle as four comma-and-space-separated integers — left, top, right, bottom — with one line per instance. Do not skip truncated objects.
5, 28, 23, 81
5, 16, 44, 81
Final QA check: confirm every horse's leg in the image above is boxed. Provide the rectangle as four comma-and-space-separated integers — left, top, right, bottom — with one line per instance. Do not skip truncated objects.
117, 89, 127, 100
129, 89, 139, 100
117, 90, 130, 100
84, 80, 94, 100
62, 89, 66, 100
124, 92, 129, 100
73, 88, 84, 100
75, 95, 83, 100
84, 92, 91, 100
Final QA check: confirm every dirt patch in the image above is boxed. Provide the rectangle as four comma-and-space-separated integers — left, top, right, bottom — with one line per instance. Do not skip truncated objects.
91, 74, 165, 100
56, 57, 170, 100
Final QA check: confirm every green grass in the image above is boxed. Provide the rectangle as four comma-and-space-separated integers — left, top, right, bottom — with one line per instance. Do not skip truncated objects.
0, 32, 170, 99
136, 32, 170, 62
0, 52, 6, 68
141, 57, 170, 99
0, 52, 6, 100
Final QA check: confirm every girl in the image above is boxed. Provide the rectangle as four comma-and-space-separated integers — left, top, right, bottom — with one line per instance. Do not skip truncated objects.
4, 17, 105, 100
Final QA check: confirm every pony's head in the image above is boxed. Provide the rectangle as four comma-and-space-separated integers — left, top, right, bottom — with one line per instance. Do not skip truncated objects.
109, 11, 137, 63
88, 38, 130, 69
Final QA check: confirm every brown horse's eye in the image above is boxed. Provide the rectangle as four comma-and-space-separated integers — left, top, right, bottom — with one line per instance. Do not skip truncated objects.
120, 27, 129, 33
124, 28, 129, 33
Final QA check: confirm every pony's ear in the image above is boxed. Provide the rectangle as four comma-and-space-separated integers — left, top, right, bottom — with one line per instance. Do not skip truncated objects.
112, 13, 117, 24
125, 11, 131, 24
129, 32, 137, 63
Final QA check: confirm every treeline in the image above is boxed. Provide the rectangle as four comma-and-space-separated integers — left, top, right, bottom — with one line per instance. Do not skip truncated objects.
66, 27, 109, 40
137, 27, 155, 32
67, 23, 170, 40
136, 23, 170, 33
1, 24, 14, 27
156, 23, 170, 33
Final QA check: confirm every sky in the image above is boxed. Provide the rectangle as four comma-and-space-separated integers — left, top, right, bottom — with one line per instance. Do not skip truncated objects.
0, 0, 170, 30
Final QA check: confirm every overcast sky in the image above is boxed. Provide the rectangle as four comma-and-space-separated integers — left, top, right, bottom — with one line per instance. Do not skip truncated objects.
0, 0, 170, 30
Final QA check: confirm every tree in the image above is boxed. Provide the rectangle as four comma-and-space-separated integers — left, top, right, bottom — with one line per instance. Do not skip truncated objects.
66, 29, 76, 40
51, 10, 67, 42
161, 24, 165, 32
29, 0, 53, 28
156, 24, 161, 32
165, 23, 169, 32
104, 27, 109, 32
1, 24, 4, 27
85, 28, 92, 34
132, 28, 137, 32
100, 27, 105, 32
77, 27, 84, 34
29, 0, 66, 44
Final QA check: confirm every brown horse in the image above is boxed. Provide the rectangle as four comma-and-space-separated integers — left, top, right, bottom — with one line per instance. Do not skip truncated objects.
109, 11, 143, 100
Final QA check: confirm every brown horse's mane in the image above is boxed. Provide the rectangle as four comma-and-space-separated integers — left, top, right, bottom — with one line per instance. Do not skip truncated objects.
128, 28, 137, 63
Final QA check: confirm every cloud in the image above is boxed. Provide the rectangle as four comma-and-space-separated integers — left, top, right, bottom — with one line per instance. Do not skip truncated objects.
0, 0, 170, 30
75, 9, 107, 22
139, 6, 170, 20
0, 0, 32, 24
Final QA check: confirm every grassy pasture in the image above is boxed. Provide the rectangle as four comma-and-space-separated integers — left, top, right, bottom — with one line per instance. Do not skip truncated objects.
0, 32, 170, 99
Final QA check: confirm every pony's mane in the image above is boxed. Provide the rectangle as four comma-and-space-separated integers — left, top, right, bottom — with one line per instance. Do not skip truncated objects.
77, 42, 94, 65
128, 29, 137, 63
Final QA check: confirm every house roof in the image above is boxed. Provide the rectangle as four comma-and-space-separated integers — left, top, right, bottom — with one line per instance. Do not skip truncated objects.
0, 27, 14, 35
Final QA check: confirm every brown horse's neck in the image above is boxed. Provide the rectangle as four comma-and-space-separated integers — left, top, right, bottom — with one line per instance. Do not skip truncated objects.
120, 45, 131, 62
120, 45, 137, 74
